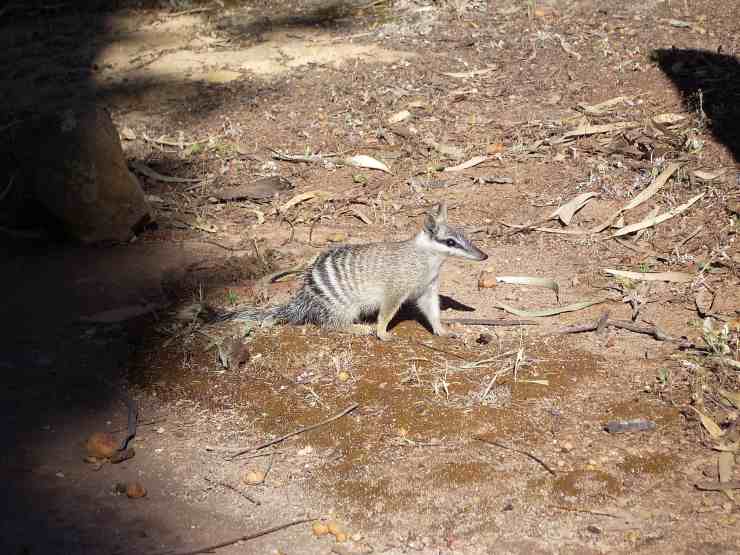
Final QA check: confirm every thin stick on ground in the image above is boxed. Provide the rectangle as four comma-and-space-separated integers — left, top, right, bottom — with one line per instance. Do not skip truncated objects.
547, 505, 622, 518
151, 517, 314, 555
227, 403, 359, 460
204, 476, 260, 505
442, 318, 538, 326
558, 318, 685, 343
413, 340, 469, 361
474, 436, 556, 476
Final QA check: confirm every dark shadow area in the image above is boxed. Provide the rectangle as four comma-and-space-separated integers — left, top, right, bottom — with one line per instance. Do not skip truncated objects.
387, 295, 478, 335
651, 48, 740, 161
0, 1, 372, 553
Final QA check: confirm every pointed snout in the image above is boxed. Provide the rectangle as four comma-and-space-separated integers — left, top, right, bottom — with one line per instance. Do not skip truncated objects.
469, 244, 488, 261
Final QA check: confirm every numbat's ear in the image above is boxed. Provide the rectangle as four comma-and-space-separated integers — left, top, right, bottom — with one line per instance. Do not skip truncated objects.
435, 201, 448, 222
424, 201, 448, 234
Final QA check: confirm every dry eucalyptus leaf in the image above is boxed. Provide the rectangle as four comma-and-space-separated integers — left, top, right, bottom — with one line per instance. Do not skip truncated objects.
719, 388, 740, 409
120, 127, 136, 141
695, 287, 715, 316
690, 407, 724, 439
578, 96, 630, 115
422, 137, 465, 160
549, 192, 599, 225
603, 269, 694, 283
278, 190, 331, 213
444, 156, 488, 172
344, 155, 391, 174
623, 162, 682, 211
693, 168, 728, 181
559, 121, 640, 141
718, 452, 734, 483
496, 276, 559, 302
387, 110, 412, 124
653, 113, 688, 124
610, 192, 705, 238
495, 298, 607, 318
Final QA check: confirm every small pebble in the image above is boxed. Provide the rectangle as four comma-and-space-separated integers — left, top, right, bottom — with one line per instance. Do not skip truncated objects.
476, 333, 493, 345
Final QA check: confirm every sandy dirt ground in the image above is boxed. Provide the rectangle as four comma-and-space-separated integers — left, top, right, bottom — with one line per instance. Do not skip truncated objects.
1, 1, 739, 554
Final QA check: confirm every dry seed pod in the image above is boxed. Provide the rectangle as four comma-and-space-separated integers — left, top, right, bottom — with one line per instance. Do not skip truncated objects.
312, 521, 329, 537
244, 470, 265, 485
126, 482, 147, 498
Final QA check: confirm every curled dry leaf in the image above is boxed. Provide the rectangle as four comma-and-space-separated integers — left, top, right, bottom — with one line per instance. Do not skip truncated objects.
278, 190, 332, 213
347, 207, 372, 225
312, 522, 330, 537
387, 110, 412, 124
443, 156, 488, 172
249, 209, 265, 225
496, 276, 559, 302
718, 452, 734, 483
495, 298, 608, 318
693, 168, 728, 181
344, 155, 391, 174
603, 269, 694, 283
421, 137, 465, 160
556, 121, 640, 142
244, 470, 265, 485
549, 192, 599, 225
610, 192, 705, 238
578, 96, 630, 116
623, 163, 682, 212
690, 406, 724, 439
653, 113, 688, 124
719, 388, 740, 409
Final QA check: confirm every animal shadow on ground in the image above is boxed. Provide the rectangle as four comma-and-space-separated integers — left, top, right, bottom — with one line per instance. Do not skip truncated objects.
651, 48, 740, 162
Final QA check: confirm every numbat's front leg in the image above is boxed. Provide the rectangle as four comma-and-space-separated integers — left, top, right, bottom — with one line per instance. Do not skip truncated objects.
376, 294, 405, 341
416, 280, 446, 336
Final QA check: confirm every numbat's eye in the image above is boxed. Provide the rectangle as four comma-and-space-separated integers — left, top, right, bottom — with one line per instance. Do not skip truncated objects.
445, 239, 457, 248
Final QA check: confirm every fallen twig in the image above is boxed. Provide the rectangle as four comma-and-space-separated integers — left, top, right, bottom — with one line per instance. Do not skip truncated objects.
413, 340, 469, 361
141, 133, 213, 148
151, 518, 314, 555
474, 436, 556, 476
164, 6, 215, 17
442, 318, 538, 326
694, 481, 740, 492
558, 318, 681, 343
547, 505, 622, 518
604, 418, 656, 434
130, 161, 203, 183
227, 403, 359, 460
119, 393, 139, 451
204, 476, 260, 505
555, 33, 581, 60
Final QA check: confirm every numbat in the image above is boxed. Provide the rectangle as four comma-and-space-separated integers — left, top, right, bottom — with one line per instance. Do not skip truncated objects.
217, 202, 488, 340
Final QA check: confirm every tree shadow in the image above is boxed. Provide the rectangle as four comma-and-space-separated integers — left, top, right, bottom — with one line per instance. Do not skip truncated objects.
0, 1, 371, 553
651, 47, 740, 162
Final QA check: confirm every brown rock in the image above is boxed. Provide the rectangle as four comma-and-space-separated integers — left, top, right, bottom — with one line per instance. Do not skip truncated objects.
13, 106, 150, 242
85, 432, 117, 459
126, 482, 147, 498
478, 272, 497, 289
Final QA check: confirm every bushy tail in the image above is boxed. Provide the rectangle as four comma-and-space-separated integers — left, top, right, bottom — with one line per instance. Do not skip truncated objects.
211, 304, 284, 324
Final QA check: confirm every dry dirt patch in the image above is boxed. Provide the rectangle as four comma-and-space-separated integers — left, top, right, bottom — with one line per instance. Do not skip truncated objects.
97, 18, 413, 85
